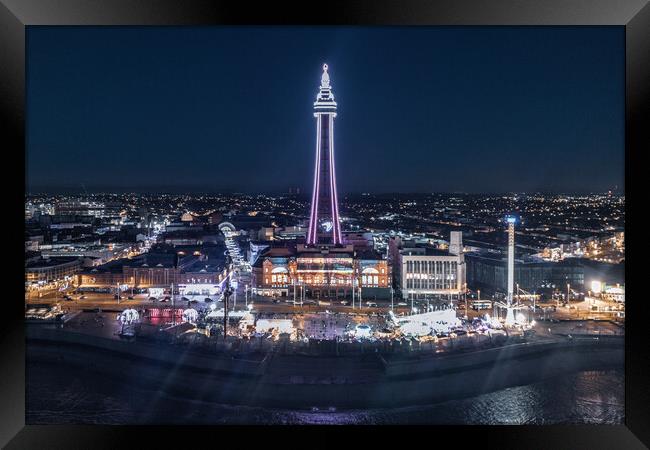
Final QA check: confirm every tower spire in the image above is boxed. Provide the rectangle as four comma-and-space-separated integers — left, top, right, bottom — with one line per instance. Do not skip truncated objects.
307, 64, 342, 245
321, 63, 330, 88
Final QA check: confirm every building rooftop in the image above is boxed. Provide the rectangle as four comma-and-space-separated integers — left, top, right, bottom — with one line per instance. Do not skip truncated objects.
26, 256, 80, 269
182, 258, 226, 273
400, 246, 452, 257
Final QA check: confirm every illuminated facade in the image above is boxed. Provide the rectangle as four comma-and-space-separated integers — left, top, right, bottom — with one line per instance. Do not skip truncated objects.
25, 257, 82, 284
395, 232, 466, 300
77, 251, 229, 291
307, 64, 343, 245
253, 245, 390, 299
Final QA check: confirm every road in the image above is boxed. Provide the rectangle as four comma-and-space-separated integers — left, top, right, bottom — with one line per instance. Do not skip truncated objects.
26, 290, 624, 325
28, 291, 418, 316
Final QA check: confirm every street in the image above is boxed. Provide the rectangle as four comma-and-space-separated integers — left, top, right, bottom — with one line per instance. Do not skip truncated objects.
26, 279, 625, 327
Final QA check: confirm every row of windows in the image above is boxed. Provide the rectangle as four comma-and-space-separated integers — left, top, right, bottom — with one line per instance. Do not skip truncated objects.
266, 265, 385, 274
406, 276, 457, 290
184, 278, 215, 284
406, 273, 456, 281
26, 265, 80, 282
265, 274, 383, 287
362, 275, 379, 286
406, 260, 457, 274
271, 274, 289, 284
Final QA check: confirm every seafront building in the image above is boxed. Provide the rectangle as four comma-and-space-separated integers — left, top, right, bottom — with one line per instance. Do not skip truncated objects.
252, 242, 390, 300
76, 243, 230, 295
389, 231, 466, 301
464, 253, 623, 295
25, 256, 83, 285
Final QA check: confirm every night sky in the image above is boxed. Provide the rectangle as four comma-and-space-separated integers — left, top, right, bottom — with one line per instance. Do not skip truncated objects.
27, 26, 624, 194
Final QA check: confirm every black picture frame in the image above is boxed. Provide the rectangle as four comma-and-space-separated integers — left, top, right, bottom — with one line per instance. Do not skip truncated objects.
3, 0, 648, 447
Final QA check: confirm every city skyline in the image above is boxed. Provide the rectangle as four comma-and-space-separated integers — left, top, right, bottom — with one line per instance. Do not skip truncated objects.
27, 27, 624, 195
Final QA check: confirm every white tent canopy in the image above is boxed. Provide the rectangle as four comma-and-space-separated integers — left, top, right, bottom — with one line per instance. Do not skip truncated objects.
255, 318, 294, 334
391, 308, 459, 336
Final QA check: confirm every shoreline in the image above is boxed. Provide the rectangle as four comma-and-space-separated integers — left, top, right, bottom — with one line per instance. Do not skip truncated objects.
27, 326, 624, 409
26, 362, 624, 424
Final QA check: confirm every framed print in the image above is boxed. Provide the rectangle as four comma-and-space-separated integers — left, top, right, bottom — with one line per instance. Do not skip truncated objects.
2, 0, 648, 448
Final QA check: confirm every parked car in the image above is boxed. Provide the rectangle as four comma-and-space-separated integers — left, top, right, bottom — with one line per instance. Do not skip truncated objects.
127, 295, 134, 300
204, 297, 212, 302
149, 297, 157, 301
79, 295, 86, 300
366, 301, 378, 307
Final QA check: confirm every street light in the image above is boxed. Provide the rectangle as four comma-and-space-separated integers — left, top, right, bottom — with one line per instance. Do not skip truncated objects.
464, 282, 468, 319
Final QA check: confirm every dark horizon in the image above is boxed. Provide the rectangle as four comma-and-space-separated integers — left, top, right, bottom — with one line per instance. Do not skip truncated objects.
27, 27, 624, 194
26, 185, 623, 196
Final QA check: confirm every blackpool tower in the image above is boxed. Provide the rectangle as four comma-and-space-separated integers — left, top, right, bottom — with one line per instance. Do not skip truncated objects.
306, 64, 343, 245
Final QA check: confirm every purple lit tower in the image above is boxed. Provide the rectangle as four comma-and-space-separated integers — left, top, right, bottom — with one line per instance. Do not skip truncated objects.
306, 64, 343, 245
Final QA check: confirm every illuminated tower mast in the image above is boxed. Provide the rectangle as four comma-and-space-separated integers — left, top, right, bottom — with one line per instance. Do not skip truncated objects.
307, 64, 342, 245
505, 216, 516, 325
